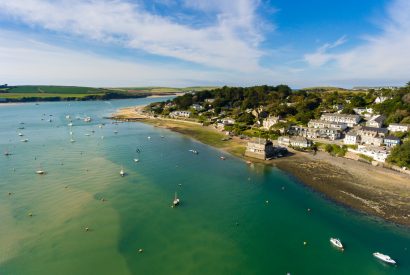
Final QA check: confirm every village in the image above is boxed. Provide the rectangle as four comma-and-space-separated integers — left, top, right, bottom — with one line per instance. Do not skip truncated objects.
149, 91, 409, 171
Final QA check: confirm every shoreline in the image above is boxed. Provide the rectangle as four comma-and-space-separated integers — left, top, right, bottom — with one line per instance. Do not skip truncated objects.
111, 106, 410, 227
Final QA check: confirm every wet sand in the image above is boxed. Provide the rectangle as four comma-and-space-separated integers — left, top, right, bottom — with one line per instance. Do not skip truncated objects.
111, 107, 410, 227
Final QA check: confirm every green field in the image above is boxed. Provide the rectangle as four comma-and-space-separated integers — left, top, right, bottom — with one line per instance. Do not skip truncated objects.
0, 85, 218, 102
0, 93, 101, 98
2, 85, 110, 94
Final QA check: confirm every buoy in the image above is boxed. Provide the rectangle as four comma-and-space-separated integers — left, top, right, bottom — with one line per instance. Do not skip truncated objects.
281, 186, 285, 190
303, 241, 307, 246
266, 200, 269, 204
307, 208, 311, 212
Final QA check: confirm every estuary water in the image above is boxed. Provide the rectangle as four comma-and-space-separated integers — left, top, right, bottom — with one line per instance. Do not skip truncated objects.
0, 98, 409, 275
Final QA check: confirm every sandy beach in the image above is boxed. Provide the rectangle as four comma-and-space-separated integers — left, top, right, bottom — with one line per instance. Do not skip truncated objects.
111, 106, 410, 227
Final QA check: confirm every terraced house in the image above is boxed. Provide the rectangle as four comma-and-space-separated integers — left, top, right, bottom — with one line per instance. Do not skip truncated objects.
320, 113, 361, 127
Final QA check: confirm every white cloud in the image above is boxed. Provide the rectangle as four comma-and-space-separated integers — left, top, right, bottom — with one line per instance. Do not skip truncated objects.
0, 31, 281, 87
0, 0, 264, 72
303, 0, 410, 85
304, 36, 347, 67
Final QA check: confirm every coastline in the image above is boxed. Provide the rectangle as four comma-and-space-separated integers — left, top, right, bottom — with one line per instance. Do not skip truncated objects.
111, 106, 410, 227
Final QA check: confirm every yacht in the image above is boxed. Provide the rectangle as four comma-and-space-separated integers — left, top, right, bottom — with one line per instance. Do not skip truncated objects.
173, 192, 180, 206
84, 117, 92, 122
330, 238, 344, 250
18, 133, 23, 136
220, 156, 226, 160
21, 139, 28, 142
373, 252, 396, 265
120, 167, 125, 177
134, 158, 139, 162
36, 170, 45, 175
68, 122, 73, 126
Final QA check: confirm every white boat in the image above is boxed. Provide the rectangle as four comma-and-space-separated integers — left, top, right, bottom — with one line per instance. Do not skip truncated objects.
36, 170, 45, 175
85, 133, 90, 136
69, 131, 73, 135
18, 133, 23, 136
114, 130, 118, 134
120, 167, 125, 177
373, 252, 396, 264
147, 136, 151, 139
66, 115, 70, 119
4, 150, 11, 156
84, 117, 92, 122
330, 238, 344, 250
173, 192, 180, 206
189, 149, 198, 154
70, 139, 75, 143
134, 158, 139, 162
68, 123, 73, 126
21, 139, 28, 142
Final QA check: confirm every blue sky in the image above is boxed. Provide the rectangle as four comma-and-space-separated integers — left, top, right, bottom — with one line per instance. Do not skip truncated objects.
0, 0, 409, 88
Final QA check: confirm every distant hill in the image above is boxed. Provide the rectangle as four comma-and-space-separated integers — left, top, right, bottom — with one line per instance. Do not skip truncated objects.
0, 85, 219, 102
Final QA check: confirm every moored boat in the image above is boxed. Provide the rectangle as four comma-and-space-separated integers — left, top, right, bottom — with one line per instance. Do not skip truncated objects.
373, 252, 396, 264
120, 166, 125, 177
330, 238, 344, 250
173, 192, 180, 206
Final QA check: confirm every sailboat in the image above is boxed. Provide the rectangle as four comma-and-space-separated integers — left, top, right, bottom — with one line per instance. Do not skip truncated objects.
120, 166, 125, 177
4, 149, 11, 156
173, 192, 180, 207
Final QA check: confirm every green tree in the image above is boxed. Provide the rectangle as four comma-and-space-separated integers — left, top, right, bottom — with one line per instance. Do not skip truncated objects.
387, 140, 410, 168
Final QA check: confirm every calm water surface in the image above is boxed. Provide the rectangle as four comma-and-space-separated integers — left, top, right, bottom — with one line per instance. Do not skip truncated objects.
0, 98, 409, 275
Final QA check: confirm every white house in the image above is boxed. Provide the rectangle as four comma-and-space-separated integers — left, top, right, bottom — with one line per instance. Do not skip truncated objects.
320, 113, 361, 127
191, 104, 204, 111
344, 132, 361, 145
278, 136, 312, 148
308, 119, 347, 131
366, 115, 385, 128
169, 111, 191, 118
353, 107, 374, 118
262, 116, 280, 130
384, 136, 401, 147
374, 96, 390, 104
352, 145, 390, 162
357, 126, 388, 146
388, 123, 409, 132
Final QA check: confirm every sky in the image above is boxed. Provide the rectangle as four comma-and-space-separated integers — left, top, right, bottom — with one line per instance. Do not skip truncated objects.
0, 0, 409, 88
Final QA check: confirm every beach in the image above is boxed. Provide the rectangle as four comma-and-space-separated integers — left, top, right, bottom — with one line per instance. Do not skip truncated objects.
112, 106, 410, 227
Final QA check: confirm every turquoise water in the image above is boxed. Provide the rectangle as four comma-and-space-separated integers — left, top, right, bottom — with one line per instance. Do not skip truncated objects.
0, 98, 409, 275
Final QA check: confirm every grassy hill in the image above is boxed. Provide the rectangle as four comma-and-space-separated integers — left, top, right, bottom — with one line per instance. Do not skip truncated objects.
0, 85, 218, 102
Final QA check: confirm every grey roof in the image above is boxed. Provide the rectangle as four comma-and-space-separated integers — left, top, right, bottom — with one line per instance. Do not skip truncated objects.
370, 115, 385, 123
360, 126, 388, 134
384, 135, 400, 141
